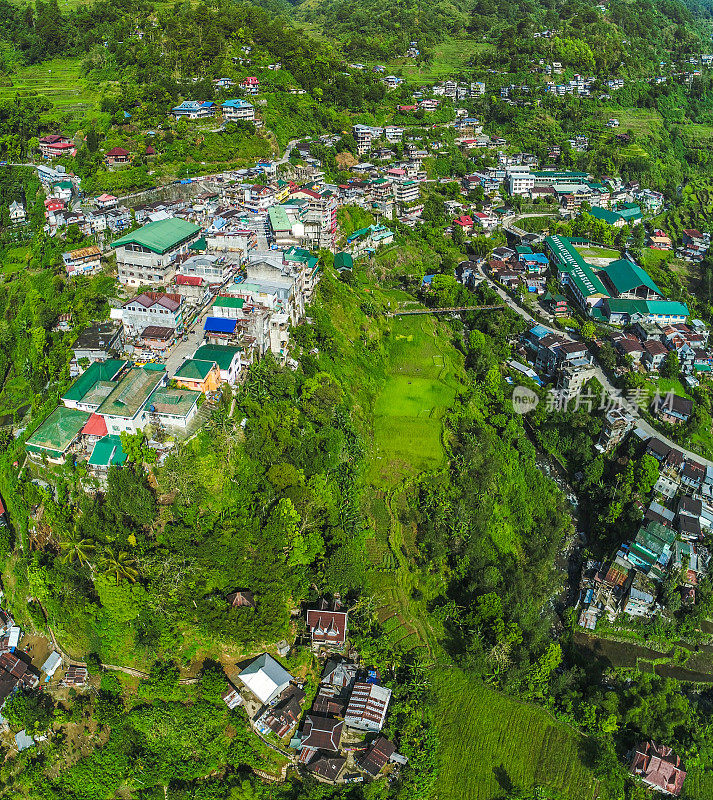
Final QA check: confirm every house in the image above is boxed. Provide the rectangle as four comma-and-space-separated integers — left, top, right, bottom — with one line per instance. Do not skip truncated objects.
652, 393, 693, 424
96, 193, 118, 210
72, 322, 123, 365
600, 259, 661, 300
623, 572, 657, 617
627, 521, 676, 580
298, 715, 343, 762
358, 736, 397, 777
60, 665, 88, 687
105, 147, 130, 165
39, 134, 76, 159
226, 590, 255, 608
320, 658, 358, 693
63, 246, 102, 277
25, 406, 91, 464
238, 654, 293, 705
94, 365, 167, 435
40, 652, 62, 681
307, 755, 346, 782
137, 326, 175, 353
112, 218, 202, 286
453, 215, 474, 234
629, 741, 686, 796
120, 292, 184, 337
8, 200, 26, 224
306, 598, 348, 651
144, 387, 201, 431
172, 101, 216, 120
222, 684, 243, 709
193, 344, 243, 385
62, 359, 128, 412
52, 181, 73, 203
173, 358, 221, 394
344, 682, 391, 732
221, 98, 255, 122
643, 340, 669, 371
240, 77, 260, 94
257, 685, 305, 738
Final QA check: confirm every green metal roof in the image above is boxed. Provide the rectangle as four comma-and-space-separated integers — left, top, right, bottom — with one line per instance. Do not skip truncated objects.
589, 206, 621, 225
145, 386, 200, 417
174, 359, 216, 381
189, 237, 207, 251
334, 252, 354, 271
617, 203, 642, 222
193, 344, 242, 371
516, 245, 533, 254
601, 259, 661, 296
545, 235, 609, 299
111, 218, 202, 255
605, 297, 689, 317
212, 296, 245, 309
26, 406, 90, 456
97, 366, 165, 418
62, 360, 127, 404
643, 300, 689, 316
283, 246, 311, 263
268, 206, 293, 232
88, 435, 127, 467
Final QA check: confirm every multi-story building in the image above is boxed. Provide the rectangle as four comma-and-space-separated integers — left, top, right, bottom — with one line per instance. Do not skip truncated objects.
112, 218, 202, 286
221, 99, 255, 122
171, 101, 216, 120
507, 167, 535, 195
119, 292, 185, 337
394, 179, 420, 205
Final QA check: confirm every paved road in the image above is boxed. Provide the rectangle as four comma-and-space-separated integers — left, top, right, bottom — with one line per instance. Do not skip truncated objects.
473, 260, 713, 468
165, 307, 211, 375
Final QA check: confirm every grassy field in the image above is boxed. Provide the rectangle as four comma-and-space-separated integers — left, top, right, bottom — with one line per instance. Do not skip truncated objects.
0, 57, 105, 122
380, 38, 494, 84
600, 108, 663, 137
433, 670, 600, 800
367, 314, 462, 488
0, 245, 30, 274
575, 246, 621, 260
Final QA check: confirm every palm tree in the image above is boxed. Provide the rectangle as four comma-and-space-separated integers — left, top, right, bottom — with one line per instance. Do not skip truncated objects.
99, 549, 139, 584
59, 535, 96, 569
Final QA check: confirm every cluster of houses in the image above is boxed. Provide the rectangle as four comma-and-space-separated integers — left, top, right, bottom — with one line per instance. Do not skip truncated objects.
219, 597, 405, 785
578, 421, 713, 631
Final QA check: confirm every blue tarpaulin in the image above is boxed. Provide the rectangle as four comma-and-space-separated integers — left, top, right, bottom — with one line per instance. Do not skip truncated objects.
204, 317, 237, 334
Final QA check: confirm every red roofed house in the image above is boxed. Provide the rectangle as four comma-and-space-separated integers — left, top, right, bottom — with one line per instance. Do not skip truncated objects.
96, 193, 118, 210
240, 77, 260, 94
629, 741, 686, 796
453, 215, 474, 234
145, 145, 156, 157
81, 413, 108, 451
306, 597, 348, 651
175, 274, 203, 287
298, 715, 343, 763
397, 105, 418, 111
39, 134, 76, 159
105, 147, 131, 165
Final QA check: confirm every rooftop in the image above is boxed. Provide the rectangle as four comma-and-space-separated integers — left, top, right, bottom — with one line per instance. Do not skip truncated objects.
174, 359, 216, 381
193, 344, 242, 371
145, 386, 200, 417
112, 218, 201, 255
97, 366, 165, 419
88, 435, 128, 468
62, 359, 127, 404
26, 406, 90, 456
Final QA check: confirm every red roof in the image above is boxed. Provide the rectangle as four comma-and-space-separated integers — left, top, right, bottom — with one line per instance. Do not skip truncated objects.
630, 742, 686, 796
145, 145, 156, 155
306, 601, 348, 646
105, 147, 130, 157
241, 77, 259, 85
454, 215, 474, 227
176, 274, 203, 286
81, 413, 108, 437
683, 228, 703, 239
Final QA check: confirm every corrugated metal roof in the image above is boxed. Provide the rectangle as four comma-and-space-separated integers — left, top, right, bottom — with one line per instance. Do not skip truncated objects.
111, 218, 201, 255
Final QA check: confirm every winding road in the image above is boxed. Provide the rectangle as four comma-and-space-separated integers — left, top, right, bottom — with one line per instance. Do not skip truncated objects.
473, 259, 713, 468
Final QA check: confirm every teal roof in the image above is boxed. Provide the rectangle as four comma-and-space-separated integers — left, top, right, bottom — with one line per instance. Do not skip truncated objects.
98, 366, 165, 418
590, 206, 621, 225
283, 246, 311, 264
643, 300, 689, 316
174, 358, 216, 381
606, 298, 689, 318
111, 218, 201, 255
212, 296, 244, 309
193, 344, 242, 371
545, 235, 609, 299
62, 360, 127, 404
88, 435, 127, 467
145, 386, 200, 417
26, 406, 90, 456
617, 203, 642, 222
601, 259, 661, 296
516, 245, 533, 254
269, 206, 293, 232
189, 237, 207, 251
334, 252, 353, 271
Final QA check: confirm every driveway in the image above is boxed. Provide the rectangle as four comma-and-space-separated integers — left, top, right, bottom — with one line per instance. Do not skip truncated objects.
474, 261, 713, 468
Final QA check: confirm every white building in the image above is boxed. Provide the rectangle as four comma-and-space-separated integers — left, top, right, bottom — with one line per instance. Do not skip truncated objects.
508, 167, 535, 195
238, 654, 293, 705
221, 98, 255, 122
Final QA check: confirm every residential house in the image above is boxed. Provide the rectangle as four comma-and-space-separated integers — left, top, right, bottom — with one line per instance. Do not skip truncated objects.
358, 736, 397, 777
643, 340, 669, 371
623, 572, 657, 617
221, 99, 255, 122
71, 322, 123, 366
238, 654, 293, 705
240, 77, 259, 94
344, 682, 391, 732
652, 393, 693, 424
136, 324, 175, 354
298, 715, 343, 763
627, 521, 676, 580
120, 292, 184, 337
63, 246, 101, 277
96, 365, 168, 435
61, 359, 128, 412
172, 358, 221, 394
306, 755, 346, 782
25, 406, 90, 464
112, 218, 202, 286
105, 147, 130, 165
172, 101, 216, 120
629, 742, 686, 797
8, 201, 25, 224
257, 685, 305, 738
193, 344, 243, 385
95, 193, 118, 210
306, 598, 348, 651
39, 134, 76, 159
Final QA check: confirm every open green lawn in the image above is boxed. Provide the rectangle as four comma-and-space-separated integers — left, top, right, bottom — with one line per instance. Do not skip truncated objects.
640, 247, 674, 270
367, 314, 462, 487
575, 246, 621, 260
0, 57, 105, 122
380, 38, 494, 84
433, 669, 600, 800
600, 108, 663, 137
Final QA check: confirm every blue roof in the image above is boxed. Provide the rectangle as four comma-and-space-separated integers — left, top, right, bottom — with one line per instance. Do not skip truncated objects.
222, 98, 253, 109
422, 274, 434, 285
172, 100, 215, 112
204, 317, 237, 334
529, 324, 550, 339
523, 253, 549, 263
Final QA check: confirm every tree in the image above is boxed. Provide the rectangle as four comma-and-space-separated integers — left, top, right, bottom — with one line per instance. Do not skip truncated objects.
59, 533, 96, 569
99, 548, 139, 583
660, 350, 680, 379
